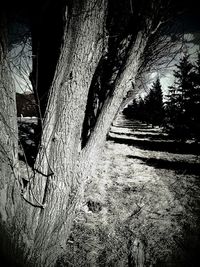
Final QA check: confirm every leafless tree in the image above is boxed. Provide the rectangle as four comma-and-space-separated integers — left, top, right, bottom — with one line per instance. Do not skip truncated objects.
0, 0, 185, 266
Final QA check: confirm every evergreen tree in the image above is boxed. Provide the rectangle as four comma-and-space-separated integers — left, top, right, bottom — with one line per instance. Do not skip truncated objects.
174, 54, 195, 122
165, 54, 195, 139
165, 85, 181, 126
137, 97, 147, 122
193, 53, 200, 109
144, 78, 164, 126
123, 99, 138, 120
192, 52, 200, 139
124, 78, 164, 125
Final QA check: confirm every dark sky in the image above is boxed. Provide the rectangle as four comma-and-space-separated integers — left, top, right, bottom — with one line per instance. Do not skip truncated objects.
6, 0, 200, 31
181, 1, 200, 32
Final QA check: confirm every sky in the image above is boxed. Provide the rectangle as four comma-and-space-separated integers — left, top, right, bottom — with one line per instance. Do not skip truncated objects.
137, 33, 200, 101
11, 1, 200, 95
135, 1, 200, 100
13, 33, 200, 95
10, 40, 32, 94
161, 33, 199, 92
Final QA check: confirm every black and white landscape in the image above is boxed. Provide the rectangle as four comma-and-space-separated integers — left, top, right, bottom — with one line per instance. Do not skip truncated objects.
0, 1, 200, 266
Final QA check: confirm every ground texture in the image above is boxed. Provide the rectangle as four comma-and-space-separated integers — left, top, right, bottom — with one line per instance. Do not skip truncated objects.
56, 115, 199, 266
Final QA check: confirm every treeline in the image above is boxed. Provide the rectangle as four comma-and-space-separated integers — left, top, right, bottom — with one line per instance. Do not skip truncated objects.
123, 78, 164, 126
123, 53, 200, 141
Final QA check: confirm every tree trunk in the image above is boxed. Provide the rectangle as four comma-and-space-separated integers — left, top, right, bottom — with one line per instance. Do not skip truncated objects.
0, 10, 20, 265
0, 1, 148, 266
1, 1, 108, 266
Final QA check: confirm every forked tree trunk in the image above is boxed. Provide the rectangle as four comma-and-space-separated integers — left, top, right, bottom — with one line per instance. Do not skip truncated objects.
0, 1, 148, 266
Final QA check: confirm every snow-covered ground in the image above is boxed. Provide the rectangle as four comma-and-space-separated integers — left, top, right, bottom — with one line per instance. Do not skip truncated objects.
17, 117, 38, 123
58, 118, 200, 267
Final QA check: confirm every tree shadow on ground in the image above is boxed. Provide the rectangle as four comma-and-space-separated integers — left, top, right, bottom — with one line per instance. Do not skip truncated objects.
112, 126, 155, 131
108, 135, 200, 155
127, 155, 200, 175
109, 131, 171, 140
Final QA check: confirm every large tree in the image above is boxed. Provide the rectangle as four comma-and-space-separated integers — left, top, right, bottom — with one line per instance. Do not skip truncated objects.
0, 0, 184, 266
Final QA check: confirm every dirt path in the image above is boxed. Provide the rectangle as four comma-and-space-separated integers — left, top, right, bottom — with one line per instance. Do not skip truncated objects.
58, 117, 200, 267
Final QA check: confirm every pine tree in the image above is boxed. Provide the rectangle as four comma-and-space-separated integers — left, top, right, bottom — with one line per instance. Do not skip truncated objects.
123, 99, 138, 120
174, 54, 195, 122
165, 53, 195, 139
192, 52, 200, 139
193, 53, 200, 109
145, 78, 164, 126
137, 97, 147, 122
165, 85, 181, 127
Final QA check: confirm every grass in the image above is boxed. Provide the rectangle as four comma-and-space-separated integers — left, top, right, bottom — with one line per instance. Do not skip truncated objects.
57, 116, 200, 266
57, 138, 200, 266
18, 117, 200, 266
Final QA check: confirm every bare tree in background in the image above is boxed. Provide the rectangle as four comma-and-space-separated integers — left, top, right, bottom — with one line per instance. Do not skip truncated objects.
0, 0, 184, 266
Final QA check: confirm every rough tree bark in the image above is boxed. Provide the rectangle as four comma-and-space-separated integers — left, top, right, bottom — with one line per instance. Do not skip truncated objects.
0, 0, 174, 266
0, 10, 19, 265
1, 1, 110, 266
